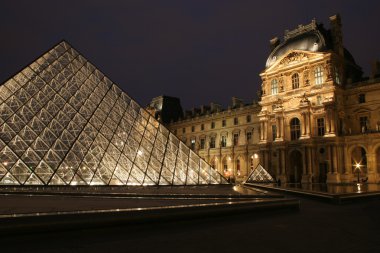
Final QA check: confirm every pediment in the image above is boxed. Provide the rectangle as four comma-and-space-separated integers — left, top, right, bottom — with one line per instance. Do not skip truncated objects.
264, 50, 324, 73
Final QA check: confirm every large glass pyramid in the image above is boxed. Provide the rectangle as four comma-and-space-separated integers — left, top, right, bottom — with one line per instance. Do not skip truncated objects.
245, 164, 274, 183
0, 41, 227, 186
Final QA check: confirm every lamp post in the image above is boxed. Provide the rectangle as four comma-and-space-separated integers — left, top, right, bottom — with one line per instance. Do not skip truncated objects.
355, 163, 361, 183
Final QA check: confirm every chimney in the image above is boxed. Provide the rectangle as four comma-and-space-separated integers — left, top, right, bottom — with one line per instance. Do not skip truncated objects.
329, 14, 344, 56
231, 97, 243, 109
269, 37, 280, 52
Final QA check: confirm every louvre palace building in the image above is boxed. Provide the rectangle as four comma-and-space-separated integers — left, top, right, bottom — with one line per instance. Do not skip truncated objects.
152, 15, 380, 184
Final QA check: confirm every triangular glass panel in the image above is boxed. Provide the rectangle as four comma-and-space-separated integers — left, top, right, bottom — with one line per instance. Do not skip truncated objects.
24, 173, 44, 185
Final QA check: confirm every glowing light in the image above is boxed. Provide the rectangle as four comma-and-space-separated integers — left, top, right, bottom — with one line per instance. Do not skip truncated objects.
355, 163, 361, 169
228, 156, 231, 161
137, 150, 143, 156
3, 162, 8, 166
254, 153, 259, 159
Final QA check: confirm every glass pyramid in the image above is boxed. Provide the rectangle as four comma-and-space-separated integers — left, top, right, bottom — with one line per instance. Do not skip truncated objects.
0, 41, 227, 186
245, 164, 274, 183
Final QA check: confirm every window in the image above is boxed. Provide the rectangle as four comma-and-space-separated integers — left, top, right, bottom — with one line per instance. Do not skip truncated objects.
233, 133, 239, 146
360, 116, 368, 133
271, 79, 278, 95
317, 95, 322, 105
234, 117, 238, 125
221, 136, 227, 147
211, 122, 215, 129
272, 125, 277, 140
292, 73, 299, 89
223, 161, 228, 173
201, 124, 204, 131
315, 66, 324, 85
236, 159, 241, 176
182, 128, 185, 134
246, 115, 251, 123
200, 138, 205, 149
317, 118, 325, 136
246, 131, 252, 143
290, 118, 301, 140
191, 126, 195, 132
334, 66, 341, 84
210, 136, 216, 148
222, 119, 226, 127
190, 139, 196, 150
359, 94, 365, 104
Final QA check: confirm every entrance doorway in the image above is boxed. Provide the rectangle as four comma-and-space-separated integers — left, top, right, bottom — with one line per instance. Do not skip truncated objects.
289, 150, 303, 183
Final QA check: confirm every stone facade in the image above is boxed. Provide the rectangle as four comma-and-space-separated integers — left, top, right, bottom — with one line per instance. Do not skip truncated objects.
154, 15, 380, 183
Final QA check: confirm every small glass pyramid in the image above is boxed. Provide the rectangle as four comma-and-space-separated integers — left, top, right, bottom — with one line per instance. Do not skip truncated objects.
0, 41, 227, 186
245, 164, 274, 183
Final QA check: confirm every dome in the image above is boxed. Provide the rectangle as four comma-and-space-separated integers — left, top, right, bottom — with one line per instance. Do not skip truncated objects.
266, 30, 329, 68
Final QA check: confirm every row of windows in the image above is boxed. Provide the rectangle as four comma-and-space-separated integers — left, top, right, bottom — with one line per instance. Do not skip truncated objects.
188, 130, 255, 150
270, 67, 324, 95
176, 115, 252, 134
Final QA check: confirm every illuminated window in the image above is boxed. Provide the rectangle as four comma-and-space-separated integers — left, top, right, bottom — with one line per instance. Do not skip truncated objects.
315, 66, 324, 85
290, 118, 301, 140
200, 138, 205, 149
221, 136, 227, 147
317, 118, 325, 136
292, 73, 299, 89
190, 139, 196, 150
271, 79, 278, 95
210, 136, 216, 148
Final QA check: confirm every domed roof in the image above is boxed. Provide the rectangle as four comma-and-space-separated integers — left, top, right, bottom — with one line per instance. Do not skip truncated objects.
266, 30, 328, 68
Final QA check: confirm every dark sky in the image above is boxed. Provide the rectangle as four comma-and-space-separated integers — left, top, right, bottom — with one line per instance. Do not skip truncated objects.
1, 0, 379, 109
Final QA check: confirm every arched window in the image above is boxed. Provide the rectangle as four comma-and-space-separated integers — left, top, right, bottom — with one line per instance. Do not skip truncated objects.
315, 66, 324, 85
290, 118, 301, 140
236, 159, 241, 176
292, 73, 299, 89
271, 79, 278, 95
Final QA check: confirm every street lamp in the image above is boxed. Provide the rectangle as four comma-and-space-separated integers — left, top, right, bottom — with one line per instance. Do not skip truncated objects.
354, 163, 361, 183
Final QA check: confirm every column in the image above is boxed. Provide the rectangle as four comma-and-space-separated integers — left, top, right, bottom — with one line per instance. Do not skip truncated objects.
302, 113, 307, 136
307, 147, 313, 175
306, 113, 311, 136
280, 117, 284, 139
330, 110, 336, 134
332, 145, 338, 173
276, 149, 281, 177
263, 121, 268, 141
276, 117, 281, 139
326, 109, 331, 133
260, 122, 264, 141
302, 147, 307, 175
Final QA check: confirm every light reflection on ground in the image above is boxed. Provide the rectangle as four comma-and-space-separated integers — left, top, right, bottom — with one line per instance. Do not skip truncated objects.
271, 183, 380, 194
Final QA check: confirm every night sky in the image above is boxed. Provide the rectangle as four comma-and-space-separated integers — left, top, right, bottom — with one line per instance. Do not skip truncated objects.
1, 0, 379, 109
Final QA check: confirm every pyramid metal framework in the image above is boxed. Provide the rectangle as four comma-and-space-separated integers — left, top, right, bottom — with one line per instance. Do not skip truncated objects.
0, 41, 227, 186
245, 164, 274, 183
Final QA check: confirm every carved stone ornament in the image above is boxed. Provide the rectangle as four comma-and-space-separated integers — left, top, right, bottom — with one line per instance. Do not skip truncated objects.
279, 52, 307, 66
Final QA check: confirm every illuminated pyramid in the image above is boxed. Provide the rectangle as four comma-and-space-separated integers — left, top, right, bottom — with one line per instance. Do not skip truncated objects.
0, 41, 227, 186
245, 164, 274, 183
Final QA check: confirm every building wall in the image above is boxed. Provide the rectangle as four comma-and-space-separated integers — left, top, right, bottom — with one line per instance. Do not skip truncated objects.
163, 16, 380, 184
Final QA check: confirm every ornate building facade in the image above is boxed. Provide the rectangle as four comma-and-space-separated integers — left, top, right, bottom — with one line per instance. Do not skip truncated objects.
157, 15, 380, 183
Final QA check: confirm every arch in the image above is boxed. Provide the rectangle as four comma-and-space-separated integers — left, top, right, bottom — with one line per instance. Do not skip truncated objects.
290, 117, 301, 140
292, 73, 299, 89
288, 149, 303, 183
209, 156, 219, 173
